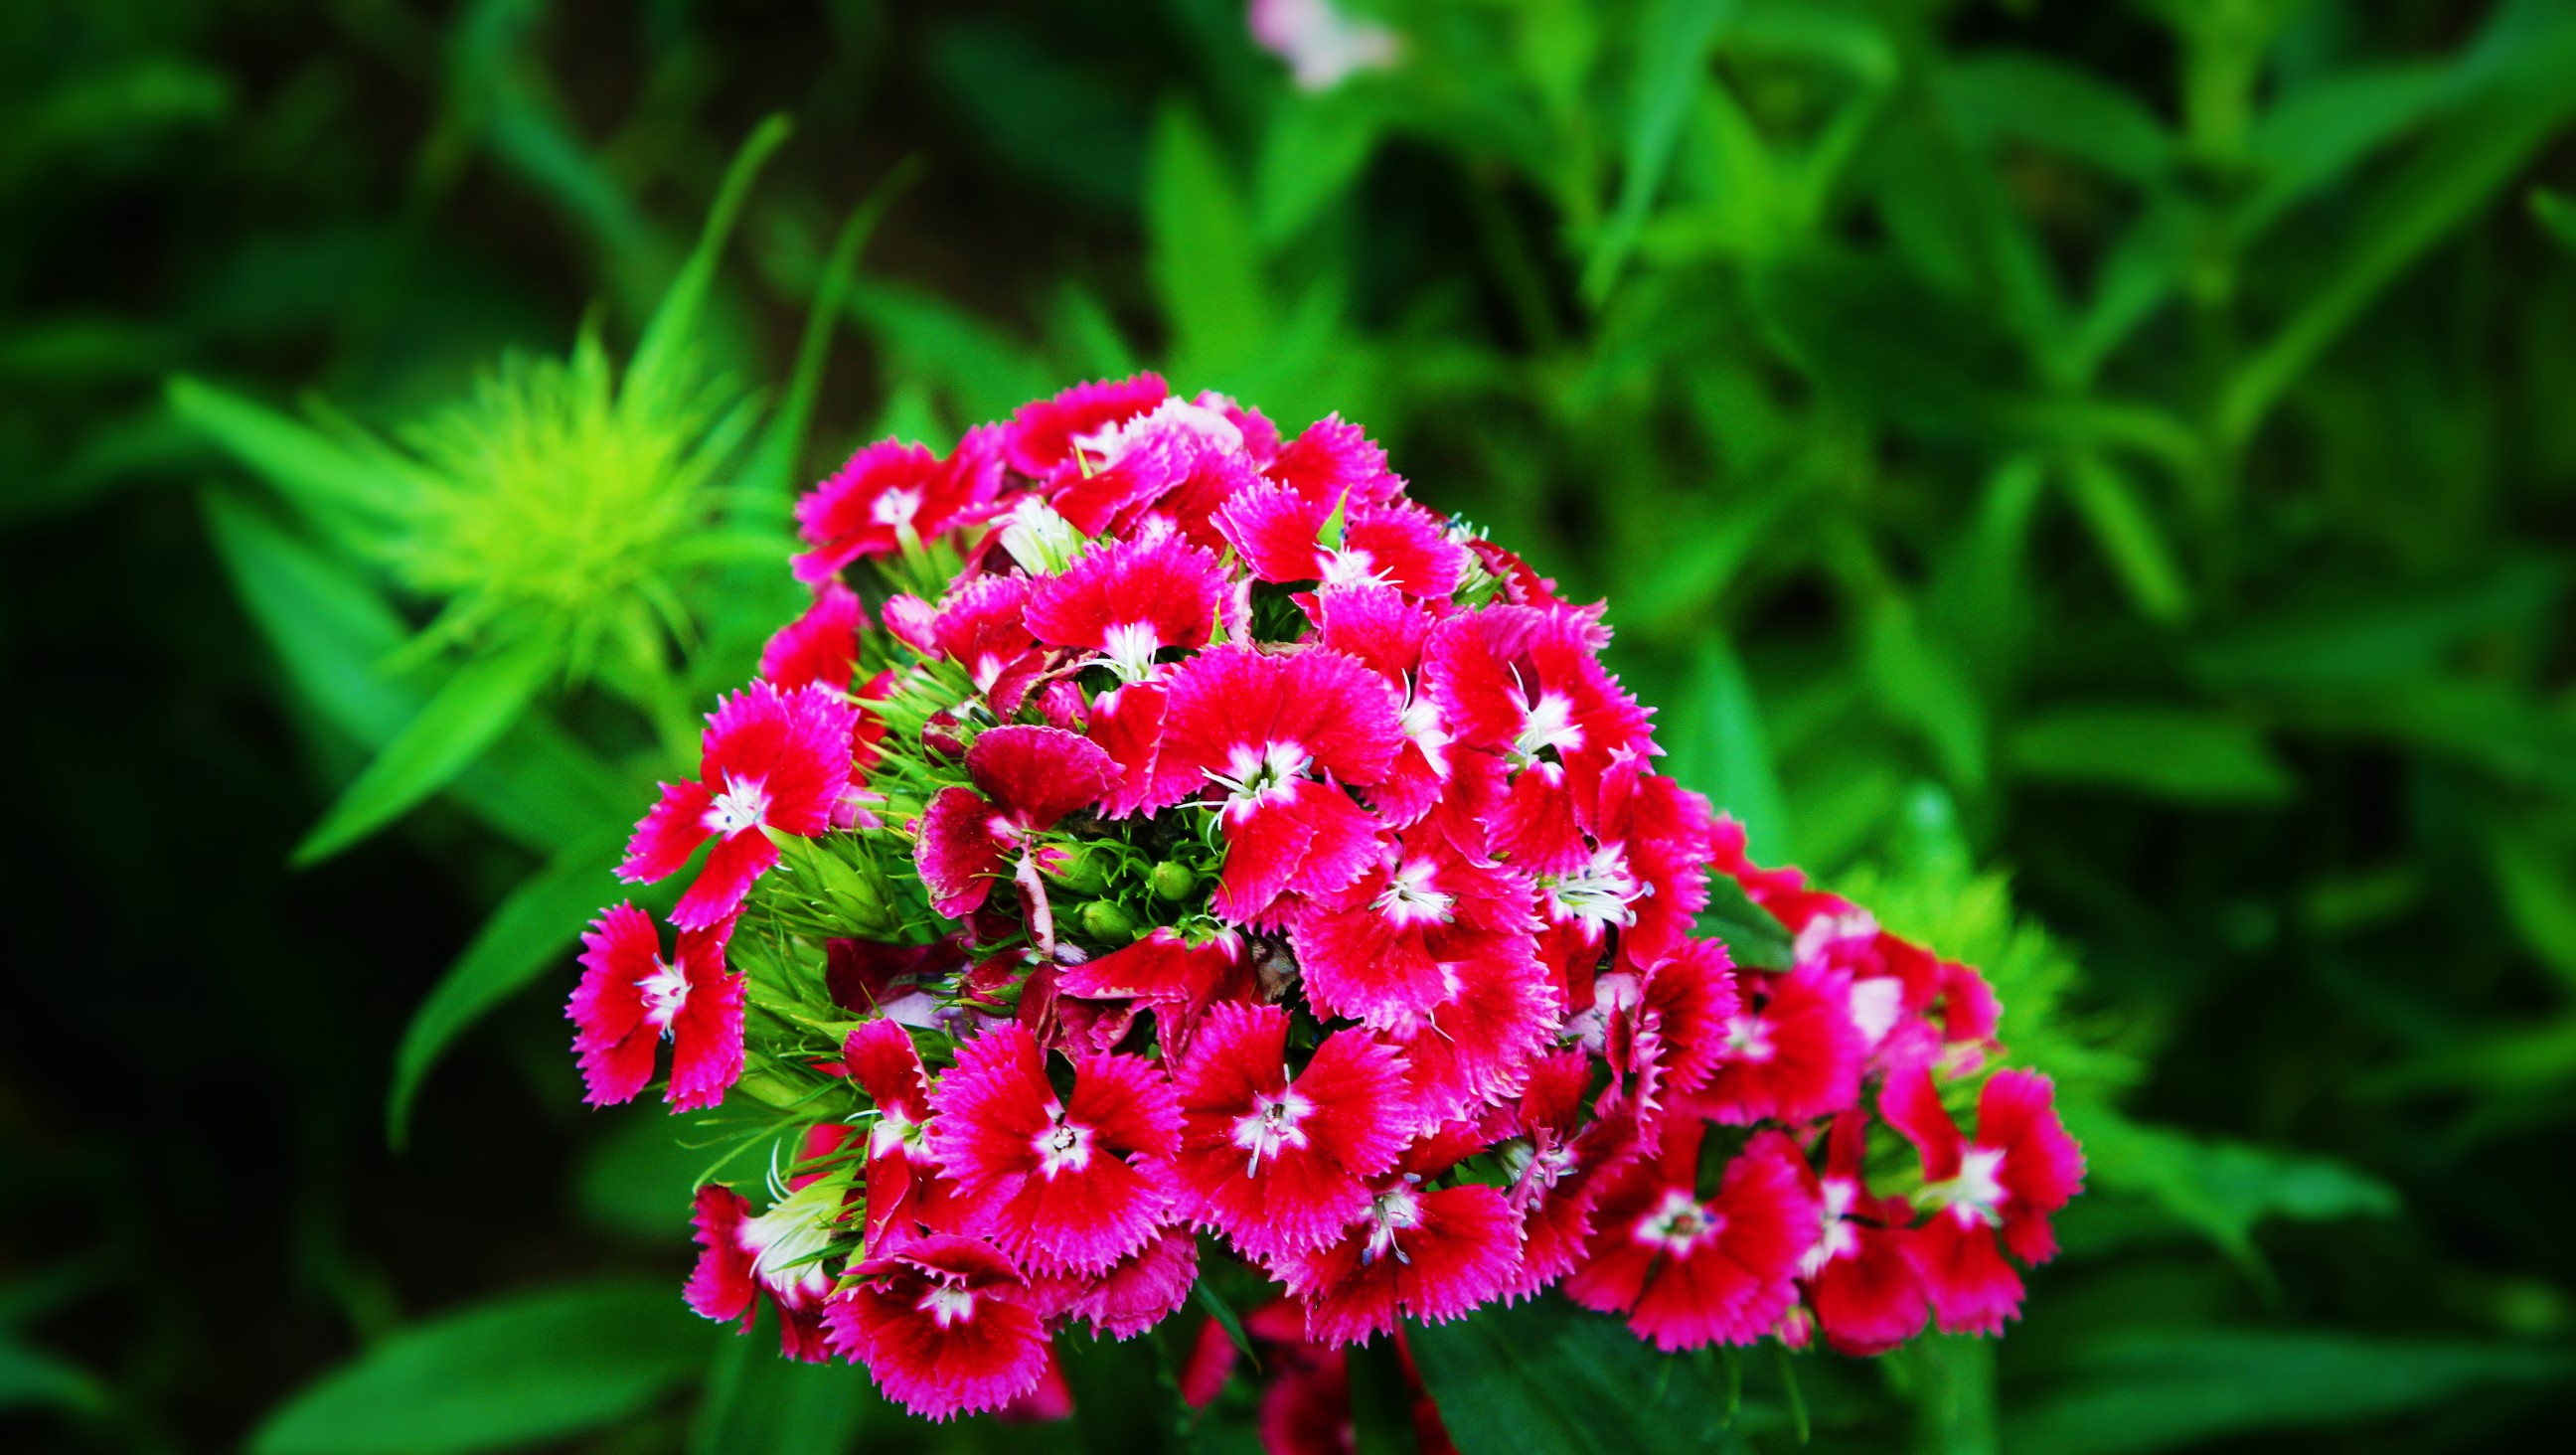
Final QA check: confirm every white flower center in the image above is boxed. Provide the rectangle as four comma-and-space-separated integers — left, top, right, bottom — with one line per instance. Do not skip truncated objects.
919, 1285, 976, 1328
1101, 619, 1164, 684
1924, 1146, 2010, 1226
1000, 498, 1084, 574
1801, 1177, 1861, 1277
871, 486, 922, 529
704, 774, 771, 838
1372, 859, 1455, 927
1034, 1118, 1095, 1179
1539, 842, 1645, 932
1637, 1187, 1719, 1255
1513, 690, 1583, 763
1397, 690, 1451, 778
1361, 1184, 1423, 1264
1849, 976, 1906, 1047
869, 1109, 918, 1162
1209, 739, 1311, 812
638, 958, 690, 1033
1230, 1088, 1316, 1174
1320, 548, 1383, 588
1079, 398, 1242, 470
1723, 1014, 1776, 1063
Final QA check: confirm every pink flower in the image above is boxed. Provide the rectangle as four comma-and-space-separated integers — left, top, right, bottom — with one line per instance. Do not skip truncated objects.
758, 579, 868, 692
918, 572, 1046, 712
1800, 1110, 1927, 1357
1288, 826, 1539, 1026
1422, 605, 1652, 799
1693, 961, 1865, 1127
1565, 1123, 1822, 1352
841, 1020, 948, 1247
793, 429, 1005, 582
1594, 936, 1737, 1127
1264, 414, 1404, 511
1170, 1003, 1412, 1258
1003, 373, 1168, 478
621, 681, 858, 929
1272, 1177, 1523, 1347
567, 904, 741, 1110
1881, 1064, 2085, 1335
686, 1181, 846, 1363
1249, 0, 1400, 91
1496, 1051, 1642, 1299
1025, 535, 1230, 684
1052, 927, 1255, 1055
1373, 930, 1561, 1126
824, 1235, 1049, 1421
913, 726, 1120, 934
1031, 1225, 1200, 1339
1214, 483, 1465, 599
926, 1023, 1181, 1274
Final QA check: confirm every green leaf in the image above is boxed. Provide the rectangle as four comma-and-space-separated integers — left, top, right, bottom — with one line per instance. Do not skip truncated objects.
578, 1107, 720, 1240
294, 636, 560, 865
2060, 453, 2190, 627
1584, 0, 1742, 302
2536, 187, 2576, 251
1942, 52, 2174, 185
845, 280, 1055, 430
927, 21, 1147, 214
2238, 62, 2451, 238
1751, 248, 2025, 438
2073, 1109, 2397, 1268
1699, 873, 1794, 971
1256, 92, 1383, 247
2008, 705, 2291, 805
250, 1280, 713, 1455
202, 489, 412, 740
170, 376, 416, 541
388, 826, 633, 1146
2004, 1330, 2572, 1455
1860, 595, 1988, 790
690, 1329, 870, 1455
2480, 810, 2576, 991
1408, 1295, 1741, 1455
1659, 638, 1791, 863
2189, 559, 2563, 690
2222, 4, 2576, 441
1148, 102, 1273, 385
0, 1337, 105, 1414
627, 114, 792, 415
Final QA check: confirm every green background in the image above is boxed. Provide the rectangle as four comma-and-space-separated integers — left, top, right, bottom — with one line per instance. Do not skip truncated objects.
4, 0, 2574, 1451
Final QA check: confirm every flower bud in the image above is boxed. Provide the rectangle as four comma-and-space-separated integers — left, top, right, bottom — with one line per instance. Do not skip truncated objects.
1042, 845, 1112, 895
1078, 898, 1140, 942
1149, 861, 1199, 901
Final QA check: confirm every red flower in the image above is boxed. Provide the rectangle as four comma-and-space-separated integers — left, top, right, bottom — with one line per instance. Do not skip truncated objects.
1025, 534, 1230, 684
1272, 1173, 1523, 1347
1030, 1225, 1200, 1339
621, 681, 858, 929
824, 1235, 1049, 1421
1148, 645, 1404, 924
1566, 1123, 1822, 1352
793, 429, 1005, 582
1694, 962, 1865, 1127
1053, 927, 1255, 1056
1215, 482, 1466, 599
841, 1020, 950, 1247
567, 904, 741, 1110
686, 1181, 847, 1363
1373, 930, 1561, 1126
912, 725, 1120, 935
1263, 414, 1405, 512
759, 579, 868, 692
1171, 1003, 1412, 1258
1881, 1064, 2085, 1335
920, 571, 1046, 711
1289, 827, 1538, 1027
1496, 1051, 1642, 1299
926, 1023, 1181, 1274
1595, 936, 1738, 1127
1800, 1110, 1927, 1356
1003, 373, 1168, 477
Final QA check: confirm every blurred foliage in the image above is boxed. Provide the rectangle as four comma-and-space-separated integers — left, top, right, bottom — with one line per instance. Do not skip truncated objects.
4, 0, 2573, 1452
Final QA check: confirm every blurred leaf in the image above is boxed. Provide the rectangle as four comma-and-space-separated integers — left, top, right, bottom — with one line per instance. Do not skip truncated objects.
2480, 810, 2576, 990
2074, 1110, 2397, 1269
2363, 1018, 2576, 1097
627, 114, 791, 417
1148, 102, 1274, 384
1700, 873, 1794, 971
1408, 1294, 1739, 1455
2060, 453, 2190, 627
2239, 62, 2450, 238
2223, 2, 2576, 440
1256, 91, 1382, 246
2003, 1329, 2572, 1455
170, 376, 415, 543
928, 22, 1147, 213
292, 635, 559, 865
250, 1280, 711, 1455
2190, 559, 2563, 689
1661, 638, 1791, 862
690, 1329, 868, 1455
0, 1337, 105, 1414
845, 280, 1054, 431
1860, 595, 1988, 790
2537, 187, 2576, 250
2008, 705, 2292, 805
578, 1107, 735, 1241
1751, 249, 2024, 437
1584, 0, 1740, 301
202, 489, 413, 739
1942, 52, 2174, 184
389, 826, 633, 1146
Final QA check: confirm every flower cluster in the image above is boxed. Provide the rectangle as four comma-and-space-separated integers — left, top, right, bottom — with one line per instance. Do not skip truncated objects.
567, 378, 2085, 1429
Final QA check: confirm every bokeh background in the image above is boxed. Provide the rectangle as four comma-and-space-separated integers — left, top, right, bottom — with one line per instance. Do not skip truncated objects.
6, 1, 2575, 1451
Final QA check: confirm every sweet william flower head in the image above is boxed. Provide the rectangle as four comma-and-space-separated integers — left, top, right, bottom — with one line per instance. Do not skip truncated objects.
621, 681, 859, 929
568, 903, 741, 1111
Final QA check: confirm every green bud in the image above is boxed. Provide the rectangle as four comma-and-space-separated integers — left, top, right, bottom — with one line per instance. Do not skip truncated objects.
1149, 861, 1199, 901
1043, 846, 1112, 896
1078, 898, 1141, 942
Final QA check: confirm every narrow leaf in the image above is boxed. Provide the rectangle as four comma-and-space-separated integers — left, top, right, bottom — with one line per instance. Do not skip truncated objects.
1147, 102, 1272, 384
249, 1280, 712, 1455
2061, 452, 2190, 626
2008, 705, 2292, 805
1585, 0, 1742, 302
293, 637, 559, 866
171, 376, 415, 538
388, 827, 633, 1146
627, 114, 793, 412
